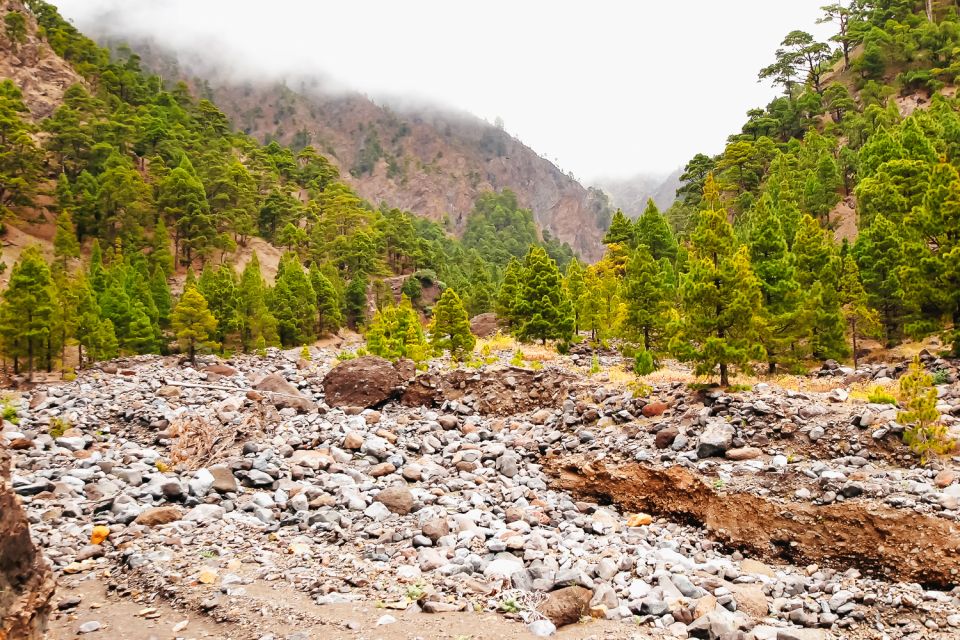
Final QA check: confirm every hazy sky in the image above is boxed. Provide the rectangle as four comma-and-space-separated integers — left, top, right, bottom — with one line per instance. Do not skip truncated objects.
55, 1, 834, 182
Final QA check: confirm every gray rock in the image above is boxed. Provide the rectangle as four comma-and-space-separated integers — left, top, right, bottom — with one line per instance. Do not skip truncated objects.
697, 420, 736, 458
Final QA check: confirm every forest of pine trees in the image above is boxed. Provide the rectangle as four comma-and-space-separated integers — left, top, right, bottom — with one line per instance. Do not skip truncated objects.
3, 0, 960, 384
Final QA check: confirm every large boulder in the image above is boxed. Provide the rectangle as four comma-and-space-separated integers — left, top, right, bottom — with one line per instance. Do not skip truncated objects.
469, 313, 501, 338
322, 356, 409, 409
1, 449, 55, 639
697, 419, 736, 459
253, 374, 317, 413
537, 586, 592, 627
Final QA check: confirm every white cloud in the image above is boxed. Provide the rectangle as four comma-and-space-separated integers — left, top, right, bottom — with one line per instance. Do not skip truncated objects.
53, 0, 834, 181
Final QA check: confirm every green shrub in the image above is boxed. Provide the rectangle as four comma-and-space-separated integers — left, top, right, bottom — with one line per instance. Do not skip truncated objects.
1, 402, 19, 425
932, 370, 949, 385
866, 385, 897, 405
633, 350, 656, 376
48, 417, 70, 439
589, 353, 601, 375
899, 356, 954, 464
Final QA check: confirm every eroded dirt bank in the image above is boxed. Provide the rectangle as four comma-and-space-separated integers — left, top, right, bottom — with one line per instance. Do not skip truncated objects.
547, 456, 960, 589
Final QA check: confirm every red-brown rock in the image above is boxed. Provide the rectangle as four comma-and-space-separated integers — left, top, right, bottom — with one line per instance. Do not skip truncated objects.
537, 586, 592, 627
654, 426, 679, 449
322, 356, 408, 409
469, 313, 500, 338
1, 448, 55, 639
642, 401, 669, 417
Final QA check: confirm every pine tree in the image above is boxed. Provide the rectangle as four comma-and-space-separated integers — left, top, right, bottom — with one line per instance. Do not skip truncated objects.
748, 207, 807, 373
670, 209, 764, 386
238, 252, 279, 351
854, 214, 906, 345
603, 209, 634, 246
198, 264, 241, 351
158, 157, 215, 264
126, 303, 157, 354
344, 273, 368, 329
151, 216, 175, 276
89, 238, 106, 294
496, 257, 522, 329
271, 252, 316, 346
635, 199, 678, 263
172, 285, 218, 363
150, 265, 172, 328
793, 214, 848, 360
430, 288, 476, 359
98, 276, 133, 342
309, 264, 342, 335
899, 356, 954, 464
92, 318, 119, 362
53, 211, 80, 267
72, 271, 101, 367
564, 259, 586, 335
365, 296, 428, 362
514, 246, 574, 345
623, 245, 672, 355
839, 255, 880, 368
0, 247, 57, 375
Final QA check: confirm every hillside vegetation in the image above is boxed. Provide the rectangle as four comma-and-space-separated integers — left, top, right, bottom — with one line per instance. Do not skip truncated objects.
0, 0, 571, 375
2, 0, 960, 384
114, 40, 612, 262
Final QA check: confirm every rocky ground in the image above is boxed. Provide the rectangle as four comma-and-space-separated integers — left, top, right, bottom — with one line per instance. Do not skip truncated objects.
3, 347, 960, 640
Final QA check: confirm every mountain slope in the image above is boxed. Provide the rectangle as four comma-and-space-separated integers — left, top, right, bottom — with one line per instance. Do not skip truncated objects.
594, 169, 681, 218
108, 40, 611, 262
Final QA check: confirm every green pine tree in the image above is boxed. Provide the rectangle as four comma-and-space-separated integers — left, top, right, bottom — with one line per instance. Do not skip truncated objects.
623, 244, 673, 356
839, 255, 880, 368
0, 247, 57, 375
344, 272, 368, 329
854, 213, 906, 346
564, 258, 586, 335
496, 257, 522, 329
748, 207, 807, 373
635, 199, 678, 263
126, 302, 157, 354
670, 210, 765, 386
603, 209, 634, 246
430, 288, 476, 359
238, 253, 279, 351
309, 264, 342, 335
53, 210, 80, 267
514, 246, 574, 345
271, 252, 316, 346
172, 285, 218, 363
151, 216, 175, 276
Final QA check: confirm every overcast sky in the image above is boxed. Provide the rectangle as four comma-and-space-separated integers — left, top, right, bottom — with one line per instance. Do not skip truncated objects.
54, 1, 833, 182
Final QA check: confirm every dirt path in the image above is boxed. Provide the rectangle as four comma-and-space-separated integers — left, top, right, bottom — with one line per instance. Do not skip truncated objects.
548, 456, 960, 589
48, 576, 641, 640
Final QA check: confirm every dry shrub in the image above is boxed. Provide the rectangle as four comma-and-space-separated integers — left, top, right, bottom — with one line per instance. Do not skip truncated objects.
168, 410, 262, 469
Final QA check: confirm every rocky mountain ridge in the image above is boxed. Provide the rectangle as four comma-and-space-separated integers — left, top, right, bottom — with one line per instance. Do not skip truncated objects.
100, 39, 612, 262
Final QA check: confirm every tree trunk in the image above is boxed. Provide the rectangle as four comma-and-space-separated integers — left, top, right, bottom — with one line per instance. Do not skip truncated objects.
643, 327, 650, 352
768, 360, 776, 375
851, 319, 858, 369
78, 343, 84, 370
719, 363, 729, 387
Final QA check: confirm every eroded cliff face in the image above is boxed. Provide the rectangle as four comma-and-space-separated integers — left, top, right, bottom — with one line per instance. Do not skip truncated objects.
0, 447, 56, 640
125, 44, 610, 262
214, 84, 610, 261
0, 0, 84, 121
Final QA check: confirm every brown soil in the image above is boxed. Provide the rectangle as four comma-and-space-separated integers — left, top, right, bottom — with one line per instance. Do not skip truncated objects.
47, 575, 639, 640
547, 456, 960, 589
